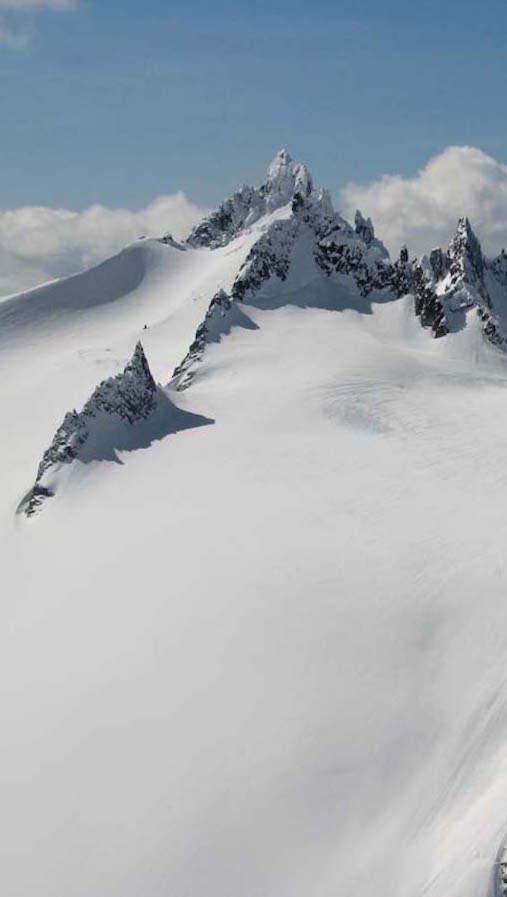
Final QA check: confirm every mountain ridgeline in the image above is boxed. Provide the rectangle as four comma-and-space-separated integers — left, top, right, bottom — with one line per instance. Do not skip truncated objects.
18, 149, 507, 515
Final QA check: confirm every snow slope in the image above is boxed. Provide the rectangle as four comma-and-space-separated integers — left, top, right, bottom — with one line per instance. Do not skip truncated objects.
2, 152, 507, 897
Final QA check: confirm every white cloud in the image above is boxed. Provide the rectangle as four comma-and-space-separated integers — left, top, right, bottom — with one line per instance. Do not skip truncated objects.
341, 146, 507, 259
0, 193, 207, 297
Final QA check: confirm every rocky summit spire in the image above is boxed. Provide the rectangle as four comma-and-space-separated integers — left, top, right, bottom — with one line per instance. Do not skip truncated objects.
447, 216, 484, 285
352, 209, 389, 259
187, 149, 314, 249
21, 342, 157, 516
354, 210, 375, 246
265, 149, 313, 210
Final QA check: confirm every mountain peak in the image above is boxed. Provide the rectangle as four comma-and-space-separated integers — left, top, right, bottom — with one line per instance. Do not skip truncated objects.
447, 215, 484, 283
264, 148, 313, 208
20, 341, 158, 516
353, 208, 389, 258
267, 148, 293, 175
187, 150, 314, 249
354, 209, 375, 245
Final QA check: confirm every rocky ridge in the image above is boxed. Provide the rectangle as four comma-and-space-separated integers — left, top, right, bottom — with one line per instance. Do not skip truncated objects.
412, 217, 507, 343
21, 342, 157, 516
172, 154, 416, 390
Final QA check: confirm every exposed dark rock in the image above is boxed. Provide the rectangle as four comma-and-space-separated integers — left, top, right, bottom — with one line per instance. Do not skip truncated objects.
489, 248, 507, 288
354, 209, 375, 246
412, 263, 448, 338
429, 247, 447, 281
187, 150, 313, 249
187, 187, 258, 249
390, 247, 414, 296
476, 307, 506, 346
21, 342, 157, 516
315, 235, 403, 297
231, 220, 297, 302
447, 217, 485, 295
172, 290, 233, 390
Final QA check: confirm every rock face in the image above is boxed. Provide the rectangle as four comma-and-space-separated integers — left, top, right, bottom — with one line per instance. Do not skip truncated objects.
491, 248, 507, 288
231, 218, 297, 301
22, 343, 157, 516
429, 247, 447, 282
354, 209, 389, 259
412, 262, 448, 338
447, 216, 485, 292
172, 289, 233, 390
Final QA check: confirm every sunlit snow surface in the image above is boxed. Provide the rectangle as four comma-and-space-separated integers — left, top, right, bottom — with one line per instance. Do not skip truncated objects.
2, 212, 507, 897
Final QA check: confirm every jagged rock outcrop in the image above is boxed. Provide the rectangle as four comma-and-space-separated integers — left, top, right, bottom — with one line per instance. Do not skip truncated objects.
172, 289, 233, 390
447, 216, 485, 292
187, 149, 313, 249
354, 210, 389, 259
476, 307, 506, 346
390, 246, 414, 297
158, 233, 185, 250
429, 247, 447, 282
314, 217, 402, 297
21, 343, 157, 516
412, 262, 448, 338
180, 157, 507, 393
175, 156, 427, 390
413, 219, 507, 346
354, 209, 375, 245
231, 219, 297, 301
490, 248, 507, 288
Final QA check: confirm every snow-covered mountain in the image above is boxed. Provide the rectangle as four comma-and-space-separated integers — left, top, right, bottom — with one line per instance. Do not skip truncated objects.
2, 150, 507, 897
412, 216, 507, 345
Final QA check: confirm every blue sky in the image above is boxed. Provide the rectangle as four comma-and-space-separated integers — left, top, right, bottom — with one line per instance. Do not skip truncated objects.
0, 0, 506, 210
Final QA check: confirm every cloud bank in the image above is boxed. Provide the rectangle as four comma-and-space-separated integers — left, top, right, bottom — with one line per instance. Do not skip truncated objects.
0, 193, 206, 298
341, 146, 507, 259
